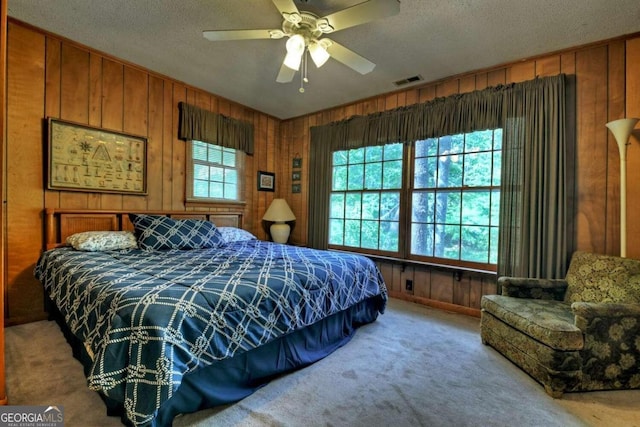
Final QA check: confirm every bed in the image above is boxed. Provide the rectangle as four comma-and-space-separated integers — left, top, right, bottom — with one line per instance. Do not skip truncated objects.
35, 209, 387, 426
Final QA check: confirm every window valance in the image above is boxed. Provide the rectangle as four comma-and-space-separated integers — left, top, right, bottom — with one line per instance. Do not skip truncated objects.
178, 102, 254, 155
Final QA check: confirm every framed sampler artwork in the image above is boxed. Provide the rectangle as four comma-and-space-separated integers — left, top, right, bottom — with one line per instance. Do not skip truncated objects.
47, 118, 147, 195
257, 171, 275, 192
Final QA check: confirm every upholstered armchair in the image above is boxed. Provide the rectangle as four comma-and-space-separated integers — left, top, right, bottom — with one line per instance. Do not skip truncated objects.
480, 251, 640, 397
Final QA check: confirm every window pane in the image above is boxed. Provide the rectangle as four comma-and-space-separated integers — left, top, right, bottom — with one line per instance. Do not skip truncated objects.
347, 164, 364, 190
329, 219, 344, 245
461, 191, 490, 226
383, 160, 402, 189
361, 220, 379, 249
384, 143, 403, 160
463, 152, 492, 187
344, 219, 361, 247
380, 192, 400, 221
345, 193, 362, 219
411, 191, 434, 222
490, 226, 499, 264
491, 190, 500, 226
194, 164, 209, 180
349, 148, 365, 164
416, 138, 437, 157
493, 128, 503, 150
465, 129, 493, 152
224, 183, 236, 199
365, 162, 382, 189
439, 134, 464, 155
194, 180, 209, 197
362, 193, 380, 220
380, 221, 398, 251
209, 181, 223, 198
411, 223, 434, 256
437, 155, 462, 188
210, 166, 224, 182
225, 169, 237, 184
193, 141, 208, 161
208, 147, 222, 164
461, 225, 489, 263
333, 165, 348, 191
414, 157, 437, 189
365, 146, 383, 162
492, 151, 501, 186
330, 193, 345, 218
333, 151, 348, 166
433, 191, 460, 224
222, 149, 235, 167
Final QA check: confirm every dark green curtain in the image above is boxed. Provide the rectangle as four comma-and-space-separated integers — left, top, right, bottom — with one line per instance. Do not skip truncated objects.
498, 75, 574, 278
308, 74, 574, 279
178, 102, 254, 154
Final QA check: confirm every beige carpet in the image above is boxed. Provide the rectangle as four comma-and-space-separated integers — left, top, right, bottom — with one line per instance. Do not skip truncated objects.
5, 298, 640, 427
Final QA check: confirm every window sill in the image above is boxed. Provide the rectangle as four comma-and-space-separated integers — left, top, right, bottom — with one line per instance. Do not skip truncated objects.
185, 199, 246, 210
330, 249, 497, 277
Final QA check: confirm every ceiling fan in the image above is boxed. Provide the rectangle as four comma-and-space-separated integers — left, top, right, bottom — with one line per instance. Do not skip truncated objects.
203, 0, 400, 85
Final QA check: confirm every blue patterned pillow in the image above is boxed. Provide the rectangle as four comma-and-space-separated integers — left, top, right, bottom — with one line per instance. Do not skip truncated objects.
218, 227, 257, 243
129, 214, 224, 251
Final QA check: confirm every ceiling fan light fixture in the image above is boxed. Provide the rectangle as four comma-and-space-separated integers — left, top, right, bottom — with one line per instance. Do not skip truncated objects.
316, 18, 334, 33
309, 41, 330, 68
283, 51, 303, 71
283, 12, 302, 25
269, 30, 285, 39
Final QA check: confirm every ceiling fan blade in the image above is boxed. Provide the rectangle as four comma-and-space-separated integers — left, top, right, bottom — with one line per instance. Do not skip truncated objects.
276, 62, 296, 83
203, 29, 281, 41
272, 0, 300, 18
325, 39, 375, 75
320, 0, 400, 33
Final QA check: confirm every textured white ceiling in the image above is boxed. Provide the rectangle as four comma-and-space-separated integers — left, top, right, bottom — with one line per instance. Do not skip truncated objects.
8, 0, 640, 119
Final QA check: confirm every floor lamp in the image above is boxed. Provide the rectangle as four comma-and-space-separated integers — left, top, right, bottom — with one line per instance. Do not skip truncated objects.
606, 117, 639, 258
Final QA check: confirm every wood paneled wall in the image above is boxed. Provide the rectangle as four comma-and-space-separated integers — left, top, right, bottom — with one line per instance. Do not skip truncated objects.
5, 20, 279, 324
5, 18, 640, 323
280, 34, 640, 313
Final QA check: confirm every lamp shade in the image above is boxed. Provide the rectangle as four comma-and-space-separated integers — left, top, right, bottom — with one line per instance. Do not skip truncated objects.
262, 199, 296, 222
263, 199, 296, 244
606, 118, 639, 161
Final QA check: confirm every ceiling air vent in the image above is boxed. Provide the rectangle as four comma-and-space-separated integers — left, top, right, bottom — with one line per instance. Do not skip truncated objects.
394, 75, 423, 87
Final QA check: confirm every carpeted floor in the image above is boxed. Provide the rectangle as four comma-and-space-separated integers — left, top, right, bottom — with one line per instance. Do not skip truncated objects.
5, 298, 640, 427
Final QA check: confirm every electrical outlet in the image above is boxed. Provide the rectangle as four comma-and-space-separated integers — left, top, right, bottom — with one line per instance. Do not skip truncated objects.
405, 279, 413, 291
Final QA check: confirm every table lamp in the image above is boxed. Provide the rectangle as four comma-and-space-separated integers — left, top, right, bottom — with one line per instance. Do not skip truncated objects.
262, 198, 296, 243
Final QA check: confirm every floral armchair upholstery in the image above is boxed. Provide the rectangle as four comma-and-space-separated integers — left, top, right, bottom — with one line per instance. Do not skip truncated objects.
480, 251, 640, 397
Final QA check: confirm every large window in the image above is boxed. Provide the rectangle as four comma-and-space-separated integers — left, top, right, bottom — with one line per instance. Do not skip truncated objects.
329, 143, 403, 253
187, 140, 243, 202
328, 129, 502, 270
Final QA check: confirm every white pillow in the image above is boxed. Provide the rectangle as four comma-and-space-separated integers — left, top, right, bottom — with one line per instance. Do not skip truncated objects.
66, 231, 138, 251
217, 227, 257, 243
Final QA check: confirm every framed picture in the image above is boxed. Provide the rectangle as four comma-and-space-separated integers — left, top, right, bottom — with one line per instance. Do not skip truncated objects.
47, 118, 147, 194
292, 183, 301, 193
292, 171, 301, 181
257, 171, 275, 191
292, 157, 302, 168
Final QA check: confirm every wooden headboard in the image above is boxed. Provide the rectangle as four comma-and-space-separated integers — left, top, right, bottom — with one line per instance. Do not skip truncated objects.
45, 208, 244, 250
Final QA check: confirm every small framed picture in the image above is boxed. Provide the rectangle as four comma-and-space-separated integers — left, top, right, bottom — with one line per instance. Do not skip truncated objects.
257, 171, 275, 192
292, 183, 301, 193
292, 157, 302, 169
292, 171, 301, 181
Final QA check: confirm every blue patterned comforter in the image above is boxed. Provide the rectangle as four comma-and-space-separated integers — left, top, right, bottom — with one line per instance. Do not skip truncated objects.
34, 240, 387, 426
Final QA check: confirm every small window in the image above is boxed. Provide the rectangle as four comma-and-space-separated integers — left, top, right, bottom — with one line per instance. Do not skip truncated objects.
187, 140, 244, 202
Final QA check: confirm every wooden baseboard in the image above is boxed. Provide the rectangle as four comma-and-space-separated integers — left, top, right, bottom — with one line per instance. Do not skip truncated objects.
388, 291, 481, 318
